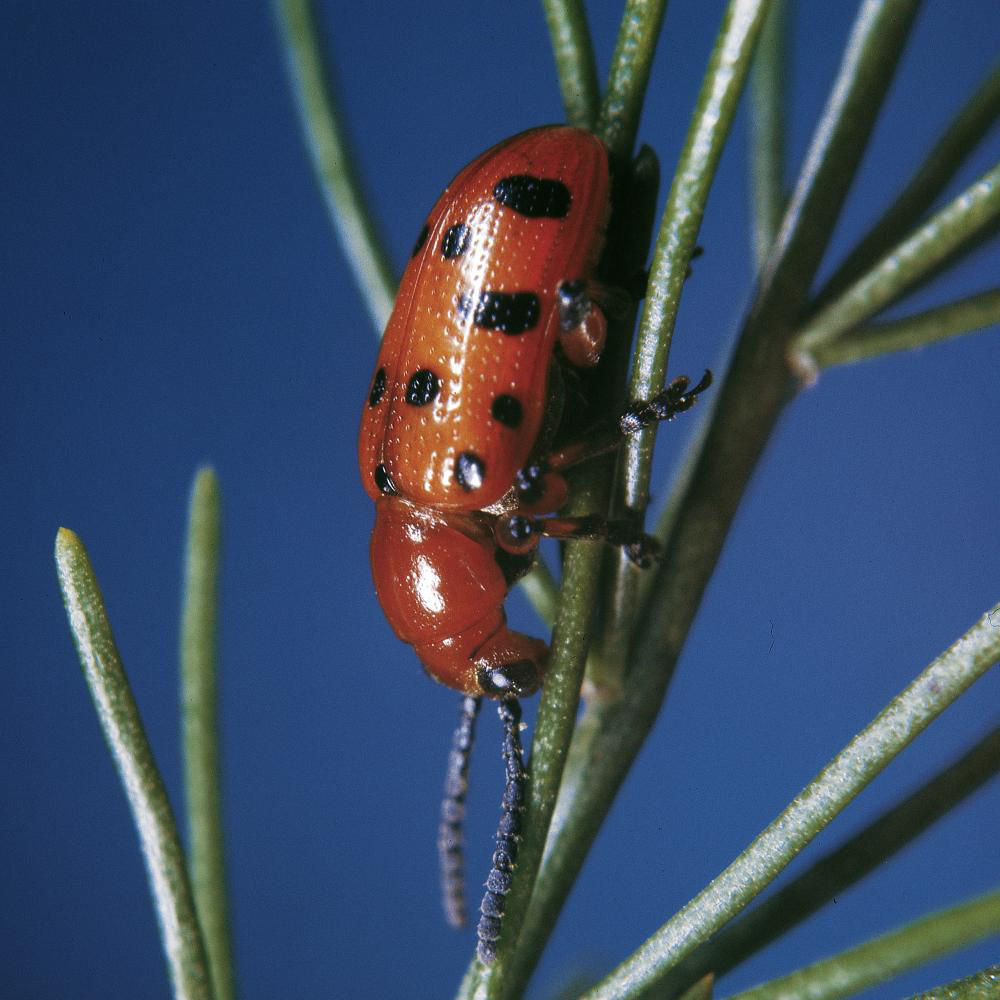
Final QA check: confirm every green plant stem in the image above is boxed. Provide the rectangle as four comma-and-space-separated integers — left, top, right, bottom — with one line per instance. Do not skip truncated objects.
791, 160, 1000, 377
815, 58, 1000, 309
591, 0, 770, 699
276, 0, 396, 333
581, 602, 1000, 999
502, 4, 922, 992
542, 0, 600, 129
749, 0, 788, 270
908, 964, 1000, 999
726, 889, 1000, 1000
622, 0, 772, 516
56, 529, 214, 1000
462, 135, 674, 1000
660, 721, 1000, 996
812, 287, 1000, 369
517, 556, 560, 629
596, 0, 671, 160
180, 469, 234, 1000
465, 486, 609, 999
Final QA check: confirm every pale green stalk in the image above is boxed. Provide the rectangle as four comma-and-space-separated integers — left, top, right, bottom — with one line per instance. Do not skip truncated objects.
276, 0, 396, 333
581, 602, 1000, 998
542, 0, 600, 128
728, 889, 1000, 1000
180, 469, 235, 1000
811, 287, 1000, 370
56, 529, 214, 1000
790, 161, 1000, 378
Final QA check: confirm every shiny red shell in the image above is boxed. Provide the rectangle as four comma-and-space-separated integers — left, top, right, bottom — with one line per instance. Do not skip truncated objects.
359, 126, 609, 510
360, 126, 611, 696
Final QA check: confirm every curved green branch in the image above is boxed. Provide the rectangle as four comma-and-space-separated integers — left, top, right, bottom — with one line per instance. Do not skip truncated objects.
727, 889, 1000, 1000
812, 287, 1000, 370
660, 721, 1000, 994
582, 602, 1000, 998
791, 160, 1000, 376
56, 529, 214, 1000
749, 0, 788, 270
596, 0, 671, 159
543, 0, 601, 129
815, 58, 1000, 308
276, 0, 397, 333
180, 469, 235, 1000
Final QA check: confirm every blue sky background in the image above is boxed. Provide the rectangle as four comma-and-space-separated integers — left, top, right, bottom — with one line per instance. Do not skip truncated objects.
4, 3, 999, 998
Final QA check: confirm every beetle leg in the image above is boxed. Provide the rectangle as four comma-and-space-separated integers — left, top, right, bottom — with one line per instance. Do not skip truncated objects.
495, 511, 661, 568
620, 369, 713, 434
544, 368, 714, 470
438, 695, 482, 930
507, 369, 710, 525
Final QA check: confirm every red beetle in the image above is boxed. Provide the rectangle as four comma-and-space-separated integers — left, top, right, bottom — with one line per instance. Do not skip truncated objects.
359, 126, 709, 961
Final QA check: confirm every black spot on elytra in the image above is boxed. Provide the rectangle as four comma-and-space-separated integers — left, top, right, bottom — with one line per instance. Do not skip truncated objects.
368, 367, 387, 407
411, 223, 430, 257
491, 395, 523, 428
493, 175, 571, 218
455, 452, 485, 492
404, 369, 440, 406
374, 464, 398, 496
456, 291, 540, 335
441, 223, 471, 260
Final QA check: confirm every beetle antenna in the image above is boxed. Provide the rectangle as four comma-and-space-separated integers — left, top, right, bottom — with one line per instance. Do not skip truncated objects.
477, 698, 527, 963
439, 694, 482, 928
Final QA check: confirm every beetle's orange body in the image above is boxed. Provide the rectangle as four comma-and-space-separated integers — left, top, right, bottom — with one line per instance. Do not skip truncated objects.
357, 127, 711, 960
360, 126, 610, 698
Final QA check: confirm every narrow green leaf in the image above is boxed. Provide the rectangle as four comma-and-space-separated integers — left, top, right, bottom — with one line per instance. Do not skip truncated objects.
908, 963, 1000, 999
727, 888, 1000, 1000
596, 0, 670, 159
180, 469, 235, 1000
275, 0, 396, 333
621, 0, 771, 513
791, 162, 1000, 376
542, 0, 601, 129
660, 721, 1000, 995
754, 0, 923, 308
812, 287, 1000, 370
749, 0, 788, 270
816, 58, 1000, 308
517, 556, 560, 629
580, 602, 1000, 999
55, 529, 214, 1000
596, 0, 770, 697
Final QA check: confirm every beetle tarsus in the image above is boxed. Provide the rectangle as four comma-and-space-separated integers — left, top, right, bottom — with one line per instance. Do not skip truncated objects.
620, 369, 713, 435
